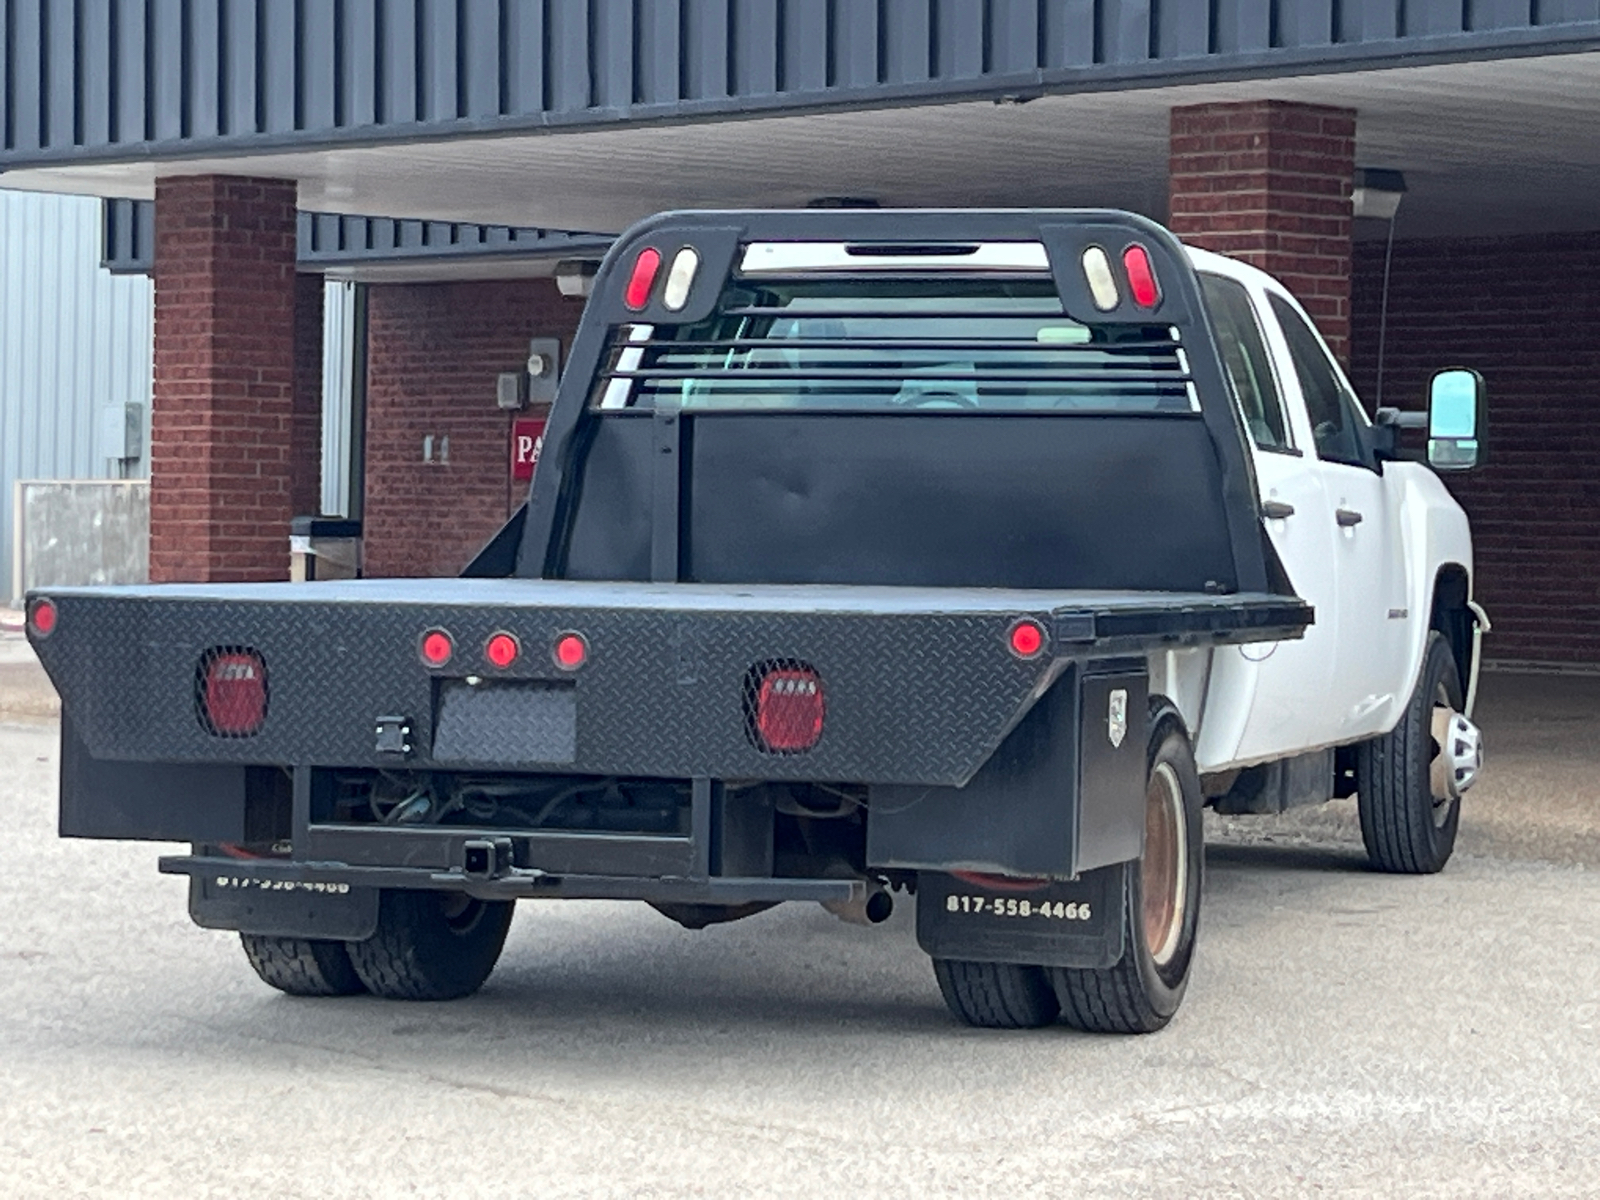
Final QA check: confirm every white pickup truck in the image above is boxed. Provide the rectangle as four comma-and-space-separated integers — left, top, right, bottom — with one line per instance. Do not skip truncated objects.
28, 210, 1487, 1036
1175, 247, 1485, 872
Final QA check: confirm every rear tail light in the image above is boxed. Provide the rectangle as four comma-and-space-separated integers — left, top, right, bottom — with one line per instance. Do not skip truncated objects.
197, 648, 268, 738
624, 247, 662, 310
26, 597, 57, 638
1122, 244, 1161, 308
746, 661, 826, 753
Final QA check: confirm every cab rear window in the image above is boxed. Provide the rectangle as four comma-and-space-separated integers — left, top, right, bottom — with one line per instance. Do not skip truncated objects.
591, 275, 1196, 415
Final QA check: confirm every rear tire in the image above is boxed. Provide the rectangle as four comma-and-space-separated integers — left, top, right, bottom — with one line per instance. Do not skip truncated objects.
346, 890, 515, 1001
932, 959, 1061, 1029
240, 934, 367, 997
1052, 708, 1204, 1034
1357, 632, 1463, 874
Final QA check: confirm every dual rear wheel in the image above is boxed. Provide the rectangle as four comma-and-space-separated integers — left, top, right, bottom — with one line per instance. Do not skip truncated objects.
933, 709, 1204, 1034
240, 889, 513, 1001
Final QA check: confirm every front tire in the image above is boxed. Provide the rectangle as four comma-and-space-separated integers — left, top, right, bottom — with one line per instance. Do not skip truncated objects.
1052, 708, 1204, 1034
240, 934, 367, 997
345, 890, 515, 1001
1357, 632, 1464, 874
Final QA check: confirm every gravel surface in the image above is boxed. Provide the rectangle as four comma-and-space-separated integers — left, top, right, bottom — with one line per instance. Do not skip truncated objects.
3, 700, 1600, 1198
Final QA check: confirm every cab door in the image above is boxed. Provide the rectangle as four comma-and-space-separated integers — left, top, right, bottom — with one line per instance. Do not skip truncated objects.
1195, 271, 1342, 765
1262, 290, 1410, 743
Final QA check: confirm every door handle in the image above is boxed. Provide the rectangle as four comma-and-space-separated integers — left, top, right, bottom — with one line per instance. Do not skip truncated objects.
1336, 508, 1364, 527
1260, 500, 1296, 520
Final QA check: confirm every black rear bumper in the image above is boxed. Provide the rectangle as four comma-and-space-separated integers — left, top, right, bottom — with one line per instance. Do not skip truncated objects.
35, 578, 1307, 895
32, 578, 1308, 786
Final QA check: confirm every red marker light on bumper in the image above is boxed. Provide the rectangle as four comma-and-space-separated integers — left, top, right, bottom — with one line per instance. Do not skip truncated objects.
553, 633, 588, 670
1009, 619, 1047, 659
420, 629, 454, 668
485, 632, 520, 669
26, 597, 57, 638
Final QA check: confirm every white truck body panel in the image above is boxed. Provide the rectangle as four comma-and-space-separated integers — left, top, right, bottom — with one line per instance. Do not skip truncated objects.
1172, 248, 1477, 774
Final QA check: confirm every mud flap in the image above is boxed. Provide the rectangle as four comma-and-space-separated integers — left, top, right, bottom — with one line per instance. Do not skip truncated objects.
189, 870, 380, 941
915, 863, 1127, 969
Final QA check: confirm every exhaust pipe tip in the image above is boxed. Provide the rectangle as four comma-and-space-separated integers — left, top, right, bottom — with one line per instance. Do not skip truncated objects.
822, 884, 893, 926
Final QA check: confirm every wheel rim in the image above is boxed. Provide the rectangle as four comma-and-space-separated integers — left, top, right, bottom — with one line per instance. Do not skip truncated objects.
1142, 761, 1188, 968
1428, 680, 1467, 829
439, 892, 486, 934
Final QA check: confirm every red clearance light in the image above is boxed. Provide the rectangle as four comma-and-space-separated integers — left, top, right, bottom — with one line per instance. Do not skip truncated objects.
624, 248, 662, 310
553, 632, 588, 670
198, 649, 268, 738
754, 665, 826, 753
1122, 244, 1161, 308
1009, 619, 1047, 659
420, 629, 454, 668
26, 597, 57, 638
485, 632, 520, 669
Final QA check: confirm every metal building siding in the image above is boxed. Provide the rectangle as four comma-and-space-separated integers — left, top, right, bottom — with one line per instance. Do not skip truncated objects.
0, 188, 153, 603
4, 1, 1600, 165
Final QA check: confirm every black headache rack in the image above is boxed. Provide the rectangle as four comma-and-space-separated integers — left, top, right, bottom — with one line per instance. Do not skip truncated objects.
33, 579, 1308, 912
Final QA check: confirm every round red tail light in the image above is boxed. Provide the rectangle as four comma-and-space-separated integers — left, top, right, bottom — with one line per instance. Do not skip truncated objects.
420, 629, 454, 668
1008, 619, 1047, 659
486, 632, 520, 669
553, 632, 588, 670
27, 597, 57, 638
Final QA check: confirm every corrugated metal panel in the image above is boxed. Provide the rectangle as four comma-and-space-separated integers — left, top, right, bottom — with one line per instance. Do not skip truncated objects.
321, 280, 358, 518
5, 1, 1600, 167
0, 188, 154, 604
100, 198, 613, 274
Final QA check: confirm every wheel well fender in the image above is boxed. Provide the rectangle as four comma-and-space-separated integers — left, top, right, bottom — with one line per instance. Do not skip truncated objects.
1430, 564, 1474, 692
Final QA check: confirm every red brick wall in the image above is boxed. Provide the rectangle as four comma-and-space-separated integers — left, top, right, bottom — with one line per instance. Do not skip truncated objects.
150, 175, 301, 583
362, 279, 585, 577
1350, 233, 1600, 665
1170, 100, 1355, 363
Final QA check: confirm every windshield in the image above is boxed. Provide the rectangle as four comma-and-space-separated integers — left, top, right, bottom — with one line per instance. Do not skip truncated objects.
591, 275, 1195, 414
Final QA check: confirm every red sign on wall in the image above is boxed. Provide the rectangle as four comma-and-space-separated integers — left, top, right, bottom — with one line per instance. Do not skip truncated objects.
510, 417, 546, 482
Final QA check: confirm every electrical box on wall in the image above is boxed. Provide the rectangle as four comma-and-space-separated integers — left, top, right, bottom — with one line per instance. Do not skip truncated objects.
527, 337, 561, 404
496, 372, 527, 410
97, 402, 143, 463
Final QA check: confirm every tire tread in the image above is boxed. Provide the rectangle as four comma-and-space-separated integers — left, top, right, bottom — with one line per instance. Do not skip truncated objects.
240, 934, 366, 997
932, 959, 1060, 1029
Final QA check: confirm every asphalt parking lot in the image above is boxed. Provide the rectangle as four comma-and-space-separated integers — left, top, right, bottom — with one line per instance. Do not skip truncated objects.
3, 667, 1600, 1197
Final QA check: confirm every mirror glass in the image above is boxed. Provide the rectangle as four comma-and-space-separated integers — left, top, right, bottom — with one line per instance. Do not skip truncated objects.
1428, 369, 1483, 470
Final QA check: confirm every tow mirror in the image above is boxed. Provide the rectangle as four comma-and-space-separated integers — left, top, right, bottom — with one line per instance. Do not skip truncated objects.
1427, 368, 1486, 471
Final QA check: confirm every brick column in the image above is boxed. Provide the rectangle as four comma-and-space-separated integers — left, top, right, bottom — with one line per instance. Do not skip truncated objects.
1169, 101, 1356, 364
150, 175, 300, 582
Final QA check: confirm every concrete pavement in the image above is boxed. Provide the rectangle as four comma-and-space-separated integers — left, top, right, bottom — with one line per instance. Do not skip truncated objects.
3, 696, 1600, 1196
